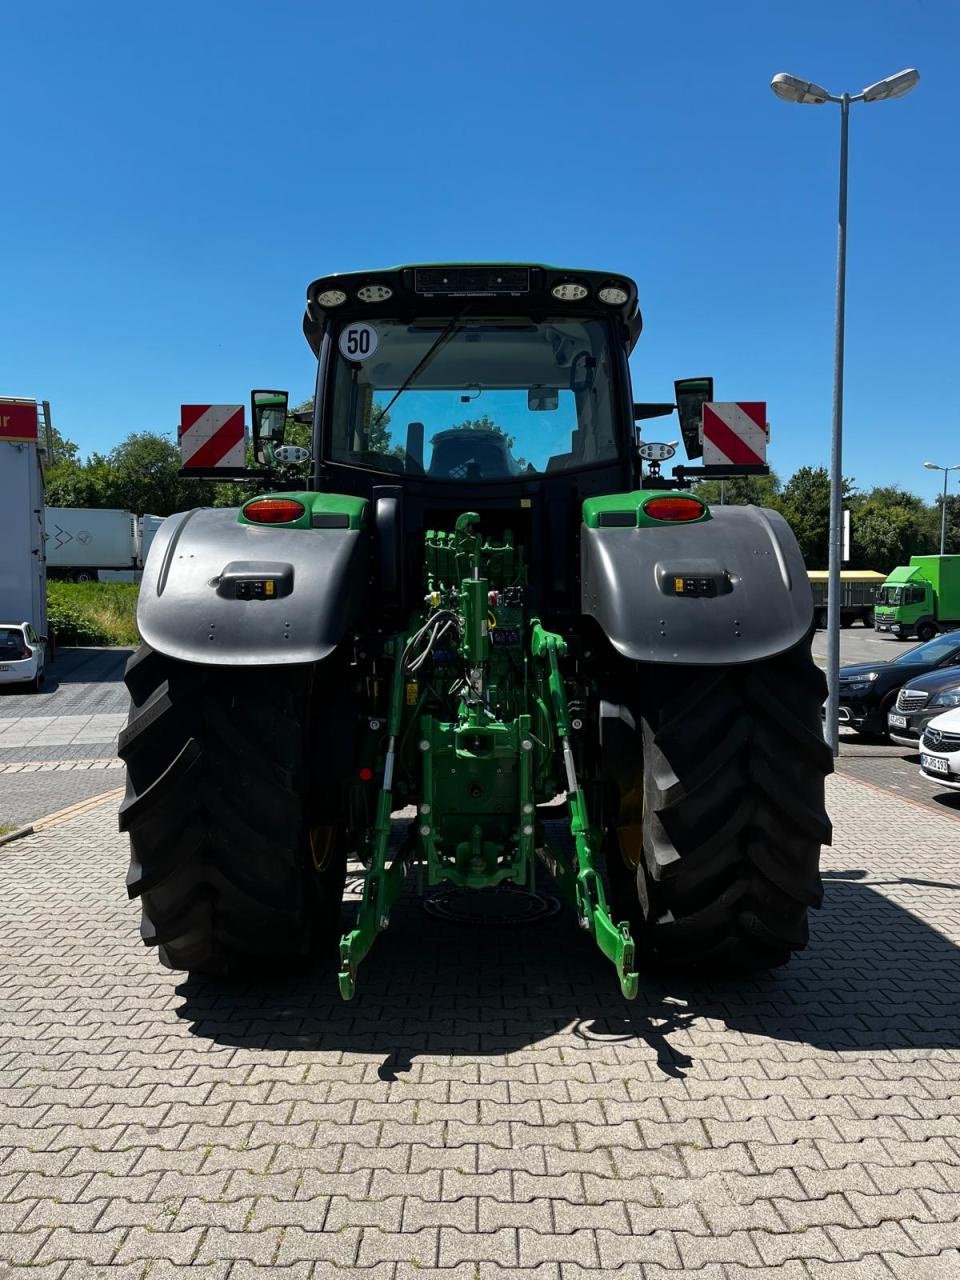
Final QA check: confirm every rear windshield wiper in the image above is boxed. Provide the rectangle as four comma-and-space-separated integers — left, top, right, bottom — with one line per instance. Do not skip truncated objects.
367, 307, 469, 436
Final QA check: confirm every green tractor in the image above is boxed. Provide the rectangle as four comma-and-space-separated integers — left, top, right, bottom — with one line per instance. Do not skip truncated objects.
118, 264, 831, 999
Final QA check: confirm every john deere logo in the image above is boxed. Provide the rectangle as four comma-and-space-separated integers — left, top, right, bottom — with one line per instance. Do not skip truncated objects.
927, 728, 942, 747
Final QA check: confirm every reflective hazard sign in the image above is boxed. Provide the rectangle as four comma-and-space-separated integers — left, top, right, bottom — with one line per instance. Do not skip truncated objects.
701, 402, 768, 467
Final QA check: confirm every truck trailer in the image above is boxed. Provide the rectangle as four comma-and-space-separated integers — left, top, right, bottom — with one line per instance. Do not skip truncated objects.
0, 402, 49, 688
0, 405, 48, 642
45, 507, 138, 580
807, 570, 885, 629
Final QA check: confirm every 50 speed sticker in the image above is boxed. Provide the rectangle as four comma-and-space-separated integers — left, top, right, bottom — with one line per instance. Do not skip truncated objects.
338, 322, 379, 361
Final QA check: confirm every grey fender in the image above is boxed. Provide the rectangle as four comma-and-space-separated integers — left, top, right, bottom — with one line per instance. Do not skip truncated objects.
581, 505, 812, 665
137, 507, 368, 666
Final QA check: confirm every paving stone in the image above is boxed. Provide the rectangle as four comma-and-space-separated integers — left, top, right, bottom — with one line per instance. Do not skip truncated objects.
3, 774, 960, 1276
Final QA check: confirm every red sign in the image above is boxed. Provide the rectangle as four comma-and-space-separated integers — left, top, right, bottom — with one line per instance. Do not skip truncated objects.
702, 402, 767, 467
0, 398, 39, 442
179, 404, 245, 469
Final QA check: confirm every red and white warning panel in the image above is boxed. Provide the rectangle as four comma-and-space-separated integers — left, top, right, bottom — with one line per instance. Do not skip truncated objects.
702, 402, 768, 467
179, 404, 245, 470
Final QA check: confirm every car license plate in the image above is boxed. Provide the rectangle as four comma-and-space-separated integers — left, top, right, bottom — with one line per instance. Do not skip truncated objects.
922, 754, 950, 776
888, 713, 908, 729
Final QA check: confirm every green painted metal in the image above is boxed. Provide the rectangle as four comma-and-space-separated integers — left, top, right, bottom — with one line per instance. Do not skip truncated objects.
582, 490, 711, 530
238, 491, 367, 530
337, 509, 641, 1002
530, 622, 639, 1000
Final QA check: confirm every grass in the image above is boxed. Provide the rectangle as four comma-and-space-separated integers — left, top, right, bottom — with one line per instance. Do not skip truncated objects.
47, 581, 140, 647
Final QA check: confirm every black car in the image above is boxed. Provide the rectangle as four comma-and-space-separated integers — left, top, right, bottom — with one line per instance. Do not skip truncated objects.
886, 667, 960, 747
837, 632, 960, 735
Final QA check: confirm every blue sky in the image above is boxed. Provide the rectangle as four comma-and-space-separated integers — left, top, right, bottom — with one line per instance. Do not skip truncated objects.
3, 1, 956, 501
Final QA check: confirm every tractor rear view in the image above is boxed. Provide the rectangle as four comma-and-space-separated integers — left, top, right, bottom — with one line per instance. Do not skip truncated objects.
119, 264, 831, 998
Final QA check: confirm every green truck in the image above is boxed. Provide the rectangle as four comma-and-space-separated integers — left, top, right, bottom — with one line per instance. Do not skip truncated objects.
875, 555, 960, 641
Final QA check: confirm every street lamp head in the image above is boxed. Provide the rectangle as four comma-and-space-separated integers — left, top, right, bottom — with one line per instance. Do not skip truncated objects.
861, 68, 920, 102
770, 72, 832, 104
924, 461, 941, 471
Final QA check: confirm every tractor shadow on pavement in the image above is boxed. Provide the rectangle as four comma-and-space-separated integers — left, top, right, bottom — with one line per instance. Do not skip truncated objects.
0, 646, 134, 701
174, 866, 960, 1076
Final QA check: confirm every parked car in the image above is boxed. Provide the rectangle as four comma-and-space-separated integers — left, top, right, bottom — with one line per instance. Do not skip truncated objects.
886, 668, 960, 747
837, 632, 960, 736
0, 623, 46, 692
917, 706, 960, 790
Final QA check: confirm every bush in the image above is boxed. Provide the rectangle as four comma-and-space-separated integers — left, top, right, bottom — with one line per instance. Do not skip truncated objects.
46, 581, 140, 647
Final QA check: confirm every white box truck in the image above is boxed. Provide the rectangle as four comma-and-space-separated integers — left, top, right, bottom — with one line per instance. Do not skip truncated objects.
0, 437, 47, 636
45, 507, 138, 580
0, 402, 49, 687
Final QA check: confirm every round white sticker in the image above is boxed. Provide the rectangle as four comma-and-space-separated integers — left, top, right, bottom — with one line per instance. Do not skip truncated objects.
338, 322, 379, 362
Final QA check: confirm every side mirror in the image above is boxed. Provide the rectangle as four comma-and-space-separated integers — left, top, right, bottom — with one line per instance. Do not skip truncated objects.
251, 389, 289, 462
674, 377, 714, 460
528, 386, 559, 412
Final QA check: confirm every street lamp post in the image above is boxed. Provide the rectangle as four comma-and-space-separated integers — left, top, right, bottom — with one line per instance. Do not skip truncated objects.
771, 67, 919, 757
923, 462, 960, 555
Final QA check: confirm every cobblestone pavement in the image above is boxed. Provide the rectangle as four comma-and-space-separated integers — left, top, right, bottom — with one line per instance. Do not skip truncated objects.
835, 733, 960, 817
0, 649, 130, 828
0, 764, 124, 832
1, 773, 959, 1277
0, 649, 131, 725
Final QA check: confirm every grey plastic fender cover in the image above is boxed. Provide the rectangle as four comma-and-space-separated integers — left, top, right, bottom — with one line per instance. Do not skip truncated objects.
137, 507, 368, 666
581, 505, 813, 666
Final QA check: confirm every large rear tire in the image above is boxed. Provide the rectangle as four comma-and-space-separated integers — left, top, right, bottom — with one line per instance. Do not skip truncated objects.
117, 645, 348, 976
607, 638, 832, 972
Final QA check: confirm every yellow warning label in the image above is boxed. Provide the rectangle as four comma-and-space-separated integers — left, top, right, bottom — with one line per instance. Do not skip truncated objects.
265, 579, 275, 596
674, 577, 684, 593
521, 498, 532, 508
405, 682, 419, 706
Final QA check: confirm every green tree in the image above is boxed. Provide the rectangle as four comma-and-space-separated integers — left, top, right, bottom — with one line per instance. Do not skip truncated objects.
927, 493, 960, 556
847, 484, 935, 572
850, 502, 927, 573
777, 466, 856, 568
43, 426, 102, 505
693, 471, 781, 507
44, 456, 111, 506
103, 432, 207, 516
46, 425, 80, 464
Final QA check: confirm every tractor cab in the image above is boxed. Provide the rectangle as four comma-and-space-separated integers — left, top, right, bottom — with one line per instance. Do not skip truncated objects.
295, 264, 645, 494
248, 264, 719, 617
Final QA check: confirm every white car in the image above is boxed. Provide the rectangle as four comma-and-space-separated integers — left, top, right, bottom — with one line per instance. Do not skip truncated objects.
918, 705, 960, 790
0, 622, 46, 692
